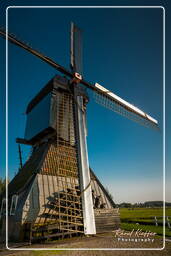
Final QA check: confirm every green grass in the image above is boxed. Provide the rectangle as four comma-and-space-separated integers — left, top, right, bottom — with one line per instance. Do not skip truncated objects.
122, 218, 158, 223
119, 207, 171, 238
120, 207, 171, 219
121, 223, 171, 237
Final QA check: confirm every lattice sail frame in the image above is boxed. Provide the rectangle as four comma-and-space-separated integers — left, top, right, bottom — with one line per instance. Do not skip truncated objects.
34, 90, 84, 234
90, 89, 159, 130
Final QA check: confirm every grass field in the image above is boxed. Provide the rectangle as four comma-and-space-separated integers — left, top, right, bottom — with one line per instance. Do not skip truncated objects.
120, 207, 171, 237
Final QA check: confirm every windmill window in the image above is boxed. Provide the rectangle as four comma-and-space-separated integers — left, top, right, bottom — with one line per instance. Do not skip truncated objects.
10, 195, 18, 215
0, 198, 6, 217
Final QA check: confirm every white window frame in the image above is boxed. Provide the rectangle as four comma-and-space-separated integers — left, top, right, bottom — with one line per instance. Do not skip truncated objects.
10, 194, 18, 215
0, 198, 6, 217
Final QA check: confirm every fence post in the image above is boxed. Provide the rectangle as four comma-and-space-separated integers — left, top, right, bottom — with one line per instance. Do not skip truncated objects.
166, 216, 170, 229
154, 216, 158, 226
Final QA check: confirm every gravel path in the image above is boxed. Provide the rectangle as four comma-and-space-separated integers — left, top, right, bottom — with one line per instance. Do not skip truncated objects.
0, 233, 171, 256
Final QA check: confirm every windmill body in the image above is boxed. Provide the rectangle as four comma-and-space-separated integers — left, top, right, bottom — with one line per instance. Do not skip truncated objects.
24, 73, 96, 235
1, 75, 117, 242
0, 23, 158, 243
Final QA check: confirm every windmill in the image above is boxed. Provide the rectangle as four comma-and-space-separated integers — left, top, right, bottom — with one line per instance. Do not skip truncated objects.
0, 23, 158, 242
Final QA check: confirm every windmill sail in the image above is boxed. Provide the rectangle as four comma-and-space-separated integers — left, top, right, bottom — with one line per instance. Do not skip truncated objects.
0, 28, 72, 78
91, 83, 159, 129
70, 22, 83, 74
71, 22, 96, 235
0, 28, 159, 130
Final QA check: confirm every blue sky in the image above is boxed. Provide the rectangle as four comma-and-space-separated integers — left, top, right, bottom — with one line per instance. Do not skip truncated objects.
0, 0, 170, 204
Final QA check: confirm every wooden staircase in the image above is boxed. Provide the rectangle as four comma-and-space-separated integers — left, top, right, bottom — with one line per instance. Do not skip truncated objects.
24, 209, 120, 242
26, 220, 83, 243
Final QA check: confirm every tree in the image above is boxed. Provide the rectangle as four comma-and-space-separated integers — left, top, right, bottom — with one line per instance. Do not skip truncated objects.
0, 177, 8, 195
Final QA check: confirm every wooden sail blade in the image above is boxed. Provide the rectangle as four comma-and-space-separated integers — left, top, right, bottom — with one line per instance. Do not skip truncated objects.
90, 83, 159, 130
70, 22, 83, 74
0, 28, 96, 91
0, 27, 72, 78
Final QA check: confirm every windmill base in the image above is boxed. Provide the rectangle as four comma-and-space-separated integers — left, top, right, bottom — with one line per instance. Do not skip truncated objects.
95, 209, 120, 234
0, 208, 120, 243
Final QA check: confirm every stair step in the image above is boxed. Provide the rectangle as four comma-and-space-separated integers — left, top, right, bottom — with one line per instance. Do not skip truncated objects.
31, 230, 79, 240
32, 223, 82, 232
